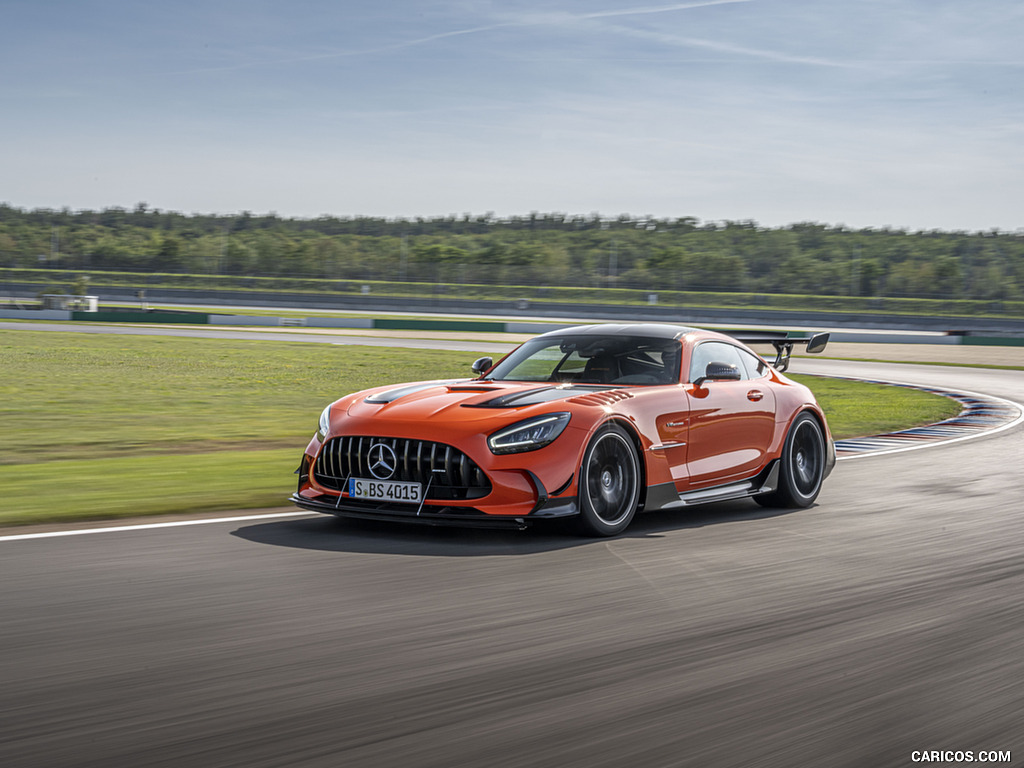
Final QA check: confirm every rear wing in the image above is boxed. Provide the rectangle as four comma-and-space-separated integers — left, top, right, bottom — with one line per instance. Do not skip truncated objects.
722, 330, 830, 373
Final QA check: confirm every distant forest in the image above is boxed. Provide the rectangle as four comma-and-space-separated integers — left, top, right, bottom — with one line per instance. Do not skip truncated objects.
1, 203, 1021, 300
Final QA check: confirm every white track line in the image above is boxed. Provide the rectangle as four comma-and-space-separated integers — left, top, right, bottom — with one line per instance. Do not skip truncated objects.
0, 511, 313, 542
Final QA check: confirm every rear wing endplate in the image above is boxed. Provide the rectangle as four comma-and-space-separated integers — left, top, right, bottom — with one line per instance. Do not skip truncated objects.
722, 331, 830, 373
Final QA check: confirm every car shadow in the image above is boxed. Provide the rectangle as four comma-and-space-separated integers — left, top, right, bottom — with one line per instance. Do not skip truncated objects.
230, 500, 808, 557
632, 499, 806, 535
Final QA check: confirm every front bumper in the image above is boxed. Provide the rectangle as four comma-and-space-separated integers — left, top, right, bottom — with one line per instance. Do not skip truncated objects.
290, 492, 577, 530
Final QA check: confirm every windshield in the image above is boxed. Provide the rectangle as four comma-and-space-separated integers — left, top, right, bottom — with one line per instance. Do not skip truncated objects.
487, 335, 681, 385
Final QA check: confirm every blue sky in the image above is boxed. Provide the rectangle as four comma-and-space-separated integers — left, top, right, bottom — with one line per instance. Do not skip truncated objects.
2, 0, 1022, 230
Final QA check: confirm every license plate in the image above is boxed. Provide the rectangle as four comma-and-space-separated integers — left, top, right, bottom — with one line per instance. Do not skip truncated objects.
348, 477, 422, 504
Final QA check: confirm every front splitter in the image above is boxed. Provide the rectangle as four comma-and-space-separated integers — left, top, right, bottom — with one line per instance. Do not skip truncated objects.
291, 493, 534, 530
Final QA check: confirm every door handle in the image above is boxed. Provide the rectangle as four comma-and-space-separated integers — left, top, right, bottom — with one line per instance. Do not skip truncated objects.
747, 390, 764, 402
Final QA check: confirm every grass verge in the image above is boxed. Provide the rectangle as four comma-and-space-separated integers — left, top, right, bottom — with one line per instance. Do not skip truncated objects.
0, 331, 960, 526
0, 450, 297, 526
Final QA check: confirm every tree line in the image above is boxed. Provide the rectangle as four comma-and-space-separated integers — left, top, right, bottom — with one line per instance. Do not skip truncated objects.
1, 203, 1021, 300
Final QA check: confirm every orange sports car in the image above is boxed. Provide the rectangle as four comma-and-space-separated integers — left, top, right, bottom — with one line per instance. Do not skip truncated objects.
291, 323, 835, 536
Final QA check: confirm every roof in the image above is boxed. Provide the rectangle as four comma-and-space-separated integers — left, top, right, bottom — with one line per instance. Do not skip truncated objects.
535, 323, 698, 341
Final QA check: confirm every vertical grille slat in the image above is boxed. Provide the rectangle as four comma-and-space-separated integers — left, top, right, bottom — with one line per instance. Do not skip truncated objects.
313, 436, 490, 500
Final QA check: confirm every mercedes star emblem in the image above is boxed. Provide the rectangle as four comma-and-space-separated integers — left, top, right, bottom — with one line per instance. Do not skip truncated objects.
367, 442, 398, 480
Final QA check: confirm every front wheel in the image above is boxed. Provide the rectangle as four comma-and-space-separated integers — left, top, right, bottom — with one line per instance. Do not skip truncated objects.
756, 412, 826, 509
576, 424, 641, 537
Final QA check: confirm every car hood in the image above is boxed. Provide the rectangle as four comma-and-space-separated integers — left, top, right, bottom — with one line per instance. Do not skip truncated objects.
343, 379, 627, 424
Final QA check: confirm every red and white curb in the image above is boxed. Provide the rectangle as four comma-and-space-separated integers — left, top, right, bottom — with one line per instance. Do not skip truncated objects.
825, 375, 1024, 461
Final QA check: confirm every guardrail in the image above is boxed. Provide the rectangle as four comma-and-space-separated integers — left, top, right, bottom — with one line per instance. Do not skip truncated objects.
5, 283, 1024, 333
2, 307, 1023, 346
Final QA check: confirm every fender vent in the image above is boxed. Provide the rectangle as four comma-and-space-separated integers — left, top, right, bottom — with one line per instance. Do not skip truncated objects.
568, 390, 635, 407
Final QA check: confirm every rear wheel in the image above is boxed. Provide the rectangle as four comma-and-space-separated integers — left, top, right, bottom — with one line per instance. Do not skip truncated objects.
576, 424, 641, 537
755, 412, 826, 509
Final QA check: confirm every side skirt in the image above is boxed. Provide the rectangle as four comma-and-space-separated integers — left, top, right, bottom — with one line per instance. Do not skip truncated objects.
642, 461, 781, 512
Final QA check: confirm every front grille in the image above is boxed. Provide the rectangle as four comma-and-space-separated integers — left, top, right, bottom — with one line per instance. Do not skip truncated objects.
313, 436, 491, 501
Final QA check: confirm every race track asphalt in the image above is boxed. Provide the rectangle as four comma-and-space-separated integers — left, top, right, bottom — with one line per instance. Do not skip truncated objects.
1, 352, 1022, 767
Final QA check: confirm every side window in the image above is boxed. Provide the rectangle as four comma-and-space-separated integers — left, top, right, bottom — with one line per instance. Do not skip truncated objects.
688, 342, 747, 382
738, 349, 769, 379
617, 342, 681, 384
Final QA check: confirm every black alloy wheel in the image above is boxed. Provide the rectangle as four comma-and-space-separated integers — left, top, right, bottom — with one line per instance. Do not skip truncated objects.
756, 412, 826, 508
577, 424, 641, 537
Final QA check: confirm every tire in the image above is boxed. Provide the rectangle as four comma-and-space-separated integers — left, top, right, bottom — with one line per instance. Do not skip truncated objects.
756, 412, 826, 509
576, 424, 641, 537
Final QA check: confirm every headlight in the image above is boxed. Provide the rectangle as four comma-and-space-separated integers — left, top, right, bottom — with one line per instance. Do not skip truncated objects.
317, 403, 333, 441
488, 413, 570, 454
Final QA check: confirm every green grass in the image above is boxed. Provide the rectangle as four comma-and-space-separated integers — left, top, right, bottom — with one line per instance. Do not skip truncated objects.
0, 450, 298, 525
0, 331, 478, 524
0, 331, 960, 526
0, 332, 475, 464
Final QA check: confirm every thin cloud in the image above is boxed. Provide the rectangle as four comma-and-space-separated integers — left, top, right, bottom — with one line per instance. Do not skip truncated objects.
601, 23, 868, 69
578, 0, 753, 21
170, 0, 753, 75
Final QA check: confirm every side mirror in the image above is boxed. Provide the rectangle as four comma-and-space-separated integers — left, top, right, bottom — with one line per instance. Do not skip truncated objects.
694, 361, 741, 388
471, 356, 493, 375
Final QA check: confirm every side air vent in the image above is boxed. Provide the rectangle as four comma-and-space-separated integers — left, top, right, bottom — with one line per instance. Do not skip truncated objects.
568, 390, 635, 407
